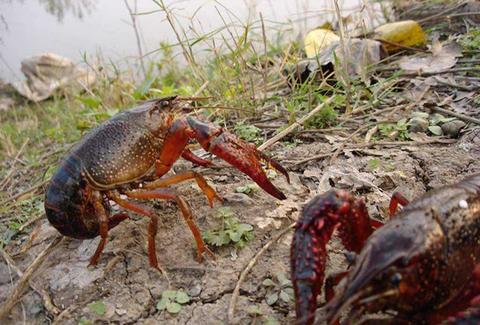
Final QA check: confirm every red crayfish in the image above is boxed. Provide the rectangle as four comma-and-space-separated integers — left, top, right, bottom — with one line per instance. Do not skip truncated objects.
45, 96, 289, 270
291, 174, 480, 324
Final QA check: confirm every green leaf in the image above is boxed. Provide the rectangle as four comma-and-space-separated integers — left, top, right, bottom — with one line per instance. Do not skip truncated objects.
439, 117, 457, 124
227, 230, 242, 243
283, 287, 294, 296
217, 207, 233, 218
266, 292, 279, 306
156, 297, 169, 311
166, 302, 182, 314
133, 76, 156, 100
78, 96, 101, 109
175, 291, 190, 304
237, 223, 253, 234
218, 230, 231, 245
243, 231, 254, 243
275, 272, 291, 287
262, 278, 276, 287
246, 305, 263, 315
279, 290, 291, 303
87, 301, 106, 316
162, 290, 177, 299
368, 159, 380, 170
428, 125, 443, 136
235, 185, 251, 194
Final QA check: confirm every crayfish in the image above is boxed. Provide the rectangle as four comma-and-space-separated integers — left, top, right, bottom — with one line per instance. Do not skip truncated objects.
291, 174, 480, 324
45, 96, 289, 270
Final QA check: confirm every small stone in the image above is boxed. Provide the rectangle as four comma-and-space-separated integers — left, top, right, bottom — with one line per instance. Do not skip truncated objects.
149, 285, 163, 299
408, 117, 429, 133
215, 175, 228, 182
459, 200, 468, 209
188, 283, 202, 297
411, 111, 429, 119
223, 192, 255, 204
441, 120, 466, 138
116, 309, 127, 316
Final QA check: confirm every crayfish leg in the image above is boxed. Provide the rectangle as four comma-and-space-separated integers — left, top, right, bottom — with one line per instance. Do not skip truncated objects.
181, 148, 214, 167
143, 171, 222, 207
325, 271, 349, 303
389, 192, 410, 217
108, 213, 129, 230
89, 193, 110, 267
175, 195, 215, 262
108, 191, 163, 271
119, 188, 214, 265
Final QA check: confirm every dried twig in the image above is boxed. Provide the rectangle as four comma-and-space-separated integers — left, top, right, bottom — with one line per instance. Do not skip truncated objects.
0, 138, 30, 191
0, 248, 59, 316
431, 106, 480, 125
258, 97, 334, 151
0, 236, 63, 321
0, 179, 49, 210
227, 223, 295, 323
123, 0, 147, 79
18, 214, 45, 233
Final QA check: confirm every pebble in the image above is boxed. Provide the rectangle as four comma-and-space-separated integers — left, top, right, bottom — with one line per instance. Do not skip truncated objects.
223, 192, 255, 204
441, 120, 466, 138
188, 283, 202, 297
408, 117, 429, 133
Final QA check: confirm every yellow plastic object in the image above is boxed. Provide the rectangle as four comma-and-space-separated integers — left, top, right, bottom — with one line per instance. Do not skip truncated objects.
304, 28, 340, 58
373, 20, 426, 53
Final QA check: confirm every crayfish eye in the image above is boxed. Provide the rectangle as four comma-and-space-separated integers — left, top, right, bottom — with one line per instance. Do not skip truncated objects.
390, 273, 402, 286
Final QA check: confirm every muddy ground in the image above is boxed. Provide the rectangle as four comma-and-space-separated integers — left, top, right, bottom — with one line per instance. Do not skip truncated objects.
1, 122, 480, 324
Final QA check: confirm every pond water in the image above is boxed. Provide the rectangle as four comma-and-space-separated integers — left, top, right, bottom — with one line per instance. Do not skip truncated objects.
0, 0, 386, 82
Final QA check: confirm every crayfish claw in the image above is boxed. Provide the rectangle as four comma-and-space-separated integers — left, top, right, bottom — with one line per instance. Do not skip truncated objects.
187, 117, 288, 200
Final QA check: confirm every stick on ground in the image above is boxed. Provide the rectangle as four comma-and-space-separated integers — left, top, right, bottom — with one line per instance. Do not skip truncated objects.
0, 236, 63, 321
258, 97, 335, 151
227, 223, 295, 324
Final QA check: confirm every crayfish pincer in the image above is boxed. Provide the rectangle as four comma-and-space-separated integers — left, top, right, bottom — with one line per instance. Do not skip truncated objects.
45, 96, 289, 270
291, 174, 480, 324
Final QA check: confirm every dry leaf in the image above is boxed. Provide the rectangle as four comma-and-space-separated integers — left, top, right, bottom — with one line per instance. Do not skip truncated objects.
304, 28, 340, 58
373, 20, 426, 53
399, 41, 462, 73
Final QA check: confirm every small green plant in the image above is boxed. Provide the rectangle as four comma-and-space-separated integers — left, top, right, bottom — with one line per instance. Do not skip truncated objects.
367, 159, 381, 171
304, 105, 338, 129
202, 207, 254, 248
378, 118, 410, 141
262, 272, 294, 306
156, 290, 190, 314
234, 121, 262, 143
87, 300, 106, 316
459, 28, 480, 51
235, 183, 259, 195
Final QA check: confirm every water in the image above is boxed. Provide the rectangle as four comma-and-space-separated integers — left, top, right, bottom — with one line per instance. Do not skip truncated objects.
0, 0, 385, 82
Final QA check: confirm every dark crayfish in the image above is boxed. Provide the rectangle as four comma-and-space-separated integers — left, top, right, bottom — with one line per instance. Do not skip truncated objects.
45, 96, 289, 270
291, 174, 480, 324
